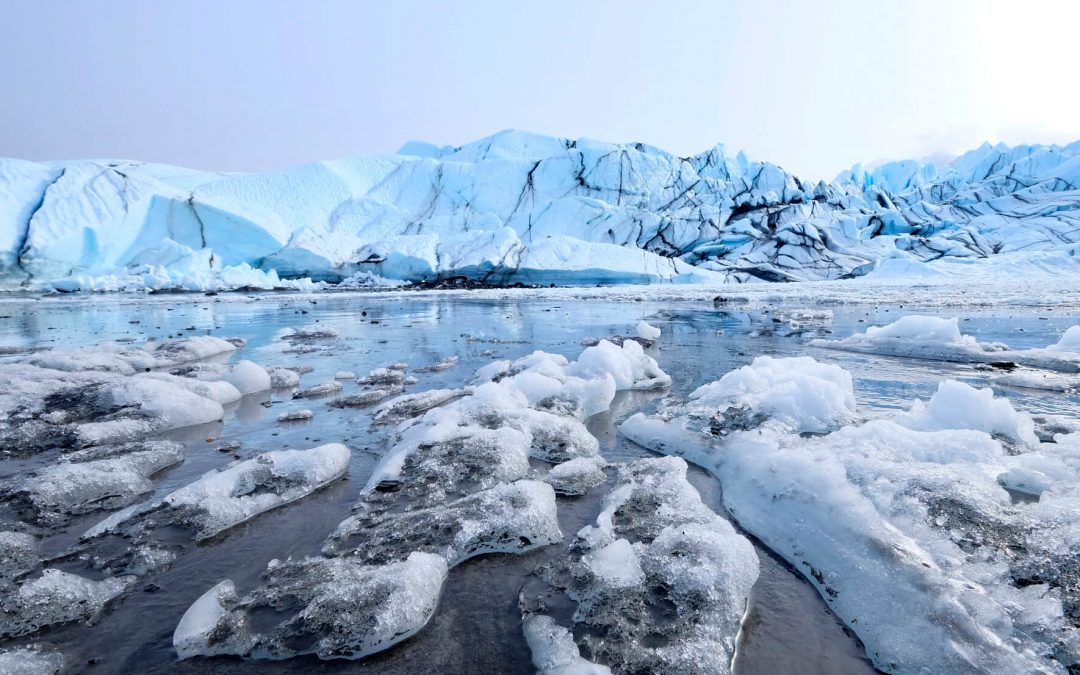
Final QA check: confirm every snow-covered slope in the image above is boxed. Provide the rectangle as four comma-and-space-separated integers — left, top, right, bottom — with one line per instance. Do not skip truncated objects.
2, 131, 1079, 290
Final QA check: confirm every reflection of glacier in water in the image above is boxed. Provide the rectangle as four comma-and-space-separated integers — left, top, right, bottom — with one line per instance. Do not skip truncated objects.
1, 291, 1078, 674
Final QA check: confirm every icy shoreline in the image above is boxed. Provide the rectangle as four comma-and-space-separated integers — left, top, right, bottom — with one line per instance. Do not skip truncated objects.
4, 275, 1080, 310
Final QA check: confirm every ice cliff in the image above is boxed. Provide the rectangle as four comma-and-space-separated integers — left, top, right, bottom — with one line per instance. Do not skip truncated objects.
2, 131, 1078, 290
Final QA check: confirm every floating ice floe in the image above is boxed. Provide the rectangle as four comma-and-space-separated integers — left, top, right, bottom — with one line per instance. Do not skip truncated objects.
522, 457, 759, 674
328, 386, 402, 408
621, 357, 1080, 674
268, 367, 302, 388
281, 326, 339, 342
992, 369, 1080, 393
813, 316, 1080, 373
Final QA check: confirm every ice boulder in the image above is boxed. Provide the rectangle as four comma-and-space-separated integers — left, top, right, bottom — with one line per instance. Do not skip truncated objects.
894, 380, 1039, 446
688, 355, 855, 434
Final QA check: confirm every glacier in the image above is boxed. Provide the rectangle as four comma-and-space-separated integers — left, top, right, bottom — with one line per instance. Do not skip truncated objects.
2, 130, 1079, 290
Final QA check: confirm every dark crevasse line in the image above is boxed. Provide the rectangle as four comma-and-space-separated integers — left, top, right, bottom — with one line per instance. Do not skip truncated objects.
12, 167, 67, 282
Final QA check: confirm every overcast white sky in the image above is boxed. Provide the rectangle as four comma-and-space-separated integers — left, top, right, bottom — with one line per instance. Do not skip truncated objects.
1, 0, 1077, 180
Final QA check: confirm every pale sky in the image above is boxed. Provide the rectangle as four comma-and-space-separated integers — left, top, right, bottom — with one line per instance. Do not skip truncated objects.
1, 0, 1077, 180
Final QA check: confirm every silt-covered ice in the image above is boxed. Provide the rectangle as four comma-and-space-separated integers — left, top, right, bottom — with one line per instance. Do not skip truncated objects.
621, 353, 1080, 673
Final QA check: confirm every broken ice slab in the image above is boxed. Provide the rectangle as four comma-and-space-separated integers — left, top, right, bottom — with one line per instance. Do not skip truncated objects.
0, 568, 136, 638
173, 552, 447, 661
324, 479, 561, 563
2, 440, 183, 525
522, 457, 759, 674
84, 444, 350, 541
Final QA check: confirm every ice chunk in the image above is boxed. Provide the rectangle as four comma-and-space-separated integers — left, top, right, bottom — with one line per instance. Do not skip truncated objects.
334, 370, 355, 379
276, 409, 313, 422
371, 388, 467, 424
583, 538, 643, 587
0, 647, 65, 675
356, 367, 405, 386
546, 456, 607, 496
522, 614, 612, 675
532, 457, 758, 674
894, 380, 1038, 445
325, 480, 562, 564
221, 359, 271, 395
366, 425, 532, 504
567, 339, 671, 391
0, 532, 38, 581
268, 367, 301, 388
688, 355, 855, 434
293, 379, 343, 399
29, 335, 238, 375
281, 327, 338, 342
635, 320, 661, 341
5, 440, 184, 523
92, 444, 350, 541
1049, 325, 1080, 353
416, 355, 459, 372
814, 315, 1080, 373
0, 569, 135, 637
328, 385, 402, 408
992, 369, 1080, 393
173, 552, 447, 661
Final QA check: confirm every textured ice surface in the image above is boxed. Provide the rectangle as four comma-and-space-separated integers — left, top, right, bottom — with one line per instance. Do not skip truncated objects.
523, 614, 612, 675
815, 315, 1080, 373
894, 379, 1039, 445
0, 569, 135, 638
371, 387, 467, 424
5, 134, 1080, 290
525, 457, 759, 674
0, 647, 65, 674
293, 379, 343, 399
173, 552, 447, 660
622, 360, 1080, 674
276, 408, 313, 422
545, 456, 608, 496
325, 479, 561, 564
3, 440, 184, 524
0, 335, 267, 455
0, 531, 38, 581
687, 355, 855, 434
88, 444, 350, 541
29, 335, 237, 375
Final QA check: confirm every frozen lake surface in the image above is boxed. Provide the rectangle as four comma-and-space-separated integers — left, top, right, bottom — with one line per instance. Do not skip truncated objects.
1, 287, 1078, 674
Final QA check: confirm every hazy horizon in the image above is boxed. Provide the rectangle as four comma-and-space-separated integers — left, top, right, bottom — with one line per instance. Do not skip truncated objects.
2, 0, 1078, 181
